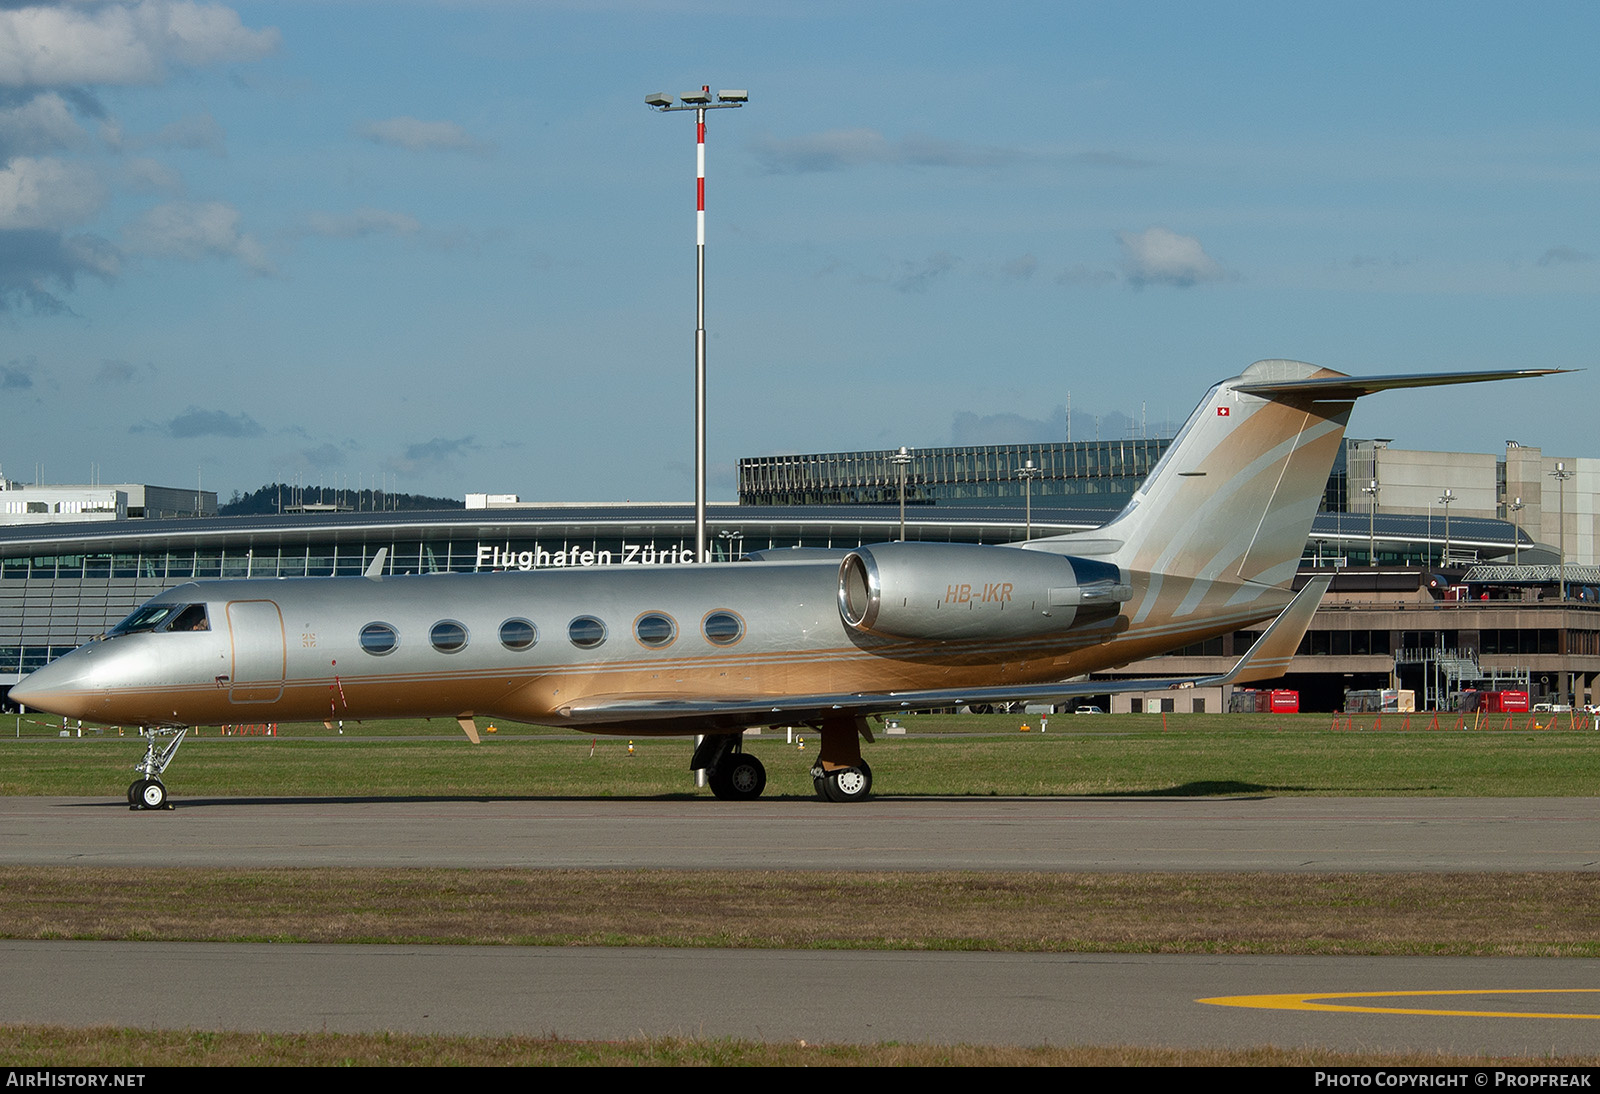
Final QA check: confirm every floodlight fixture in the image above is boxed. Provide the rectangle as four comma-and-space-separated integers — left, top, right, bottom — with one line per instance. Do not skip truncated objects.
680, 89, 712, 104
644, 92, 674, 109
717, 90, 748, 103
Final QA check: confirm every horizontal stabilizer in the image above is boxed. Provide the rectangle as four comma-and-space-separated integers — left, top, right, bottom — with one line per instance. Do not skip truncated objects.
1234, 368, 1570, 401
1203, 573, 1330, 686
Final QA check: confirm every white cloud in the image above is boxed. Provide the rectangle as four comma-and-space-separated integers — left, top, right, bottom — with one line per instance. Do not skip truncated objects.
0, 91, 88, 158
130, 404, 264, 438
123, 199, 272, 274
0, 155, 104, 229
122, 155, 183, 192
297, 207, 420, 239
355, 116, 491, 155
142, 109, 226, 155
1116, 226, 1227, 288
0, 1, 279, 88
999, 254, 1038, 281
1537, 246, 1592, 267
0, 227, 118, 313
892, 250, 959, 293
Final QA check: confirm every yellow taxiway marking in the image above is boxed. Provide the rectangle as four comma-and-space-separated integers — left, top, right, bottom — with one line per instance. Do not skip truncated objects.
1199, 989, 1600, 1020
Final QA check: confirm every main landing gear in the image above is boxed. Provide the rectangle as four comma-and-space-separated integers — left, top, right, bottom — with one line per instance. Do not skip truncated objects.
811, 713, 875, 803
693, 714, 877, 803
811, 759, 872, 803
692, 734, 768, 801
127, 726, 187, 811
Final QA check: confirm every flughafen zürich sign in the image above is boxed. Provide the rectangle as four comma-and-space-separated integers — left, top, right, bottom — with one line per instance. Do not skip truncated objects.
474, 542, 698, 570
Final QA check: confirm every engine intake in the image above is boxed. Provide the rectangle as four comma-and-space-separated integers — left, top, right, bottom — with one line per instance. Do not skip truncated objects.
838, 542, 1129, 641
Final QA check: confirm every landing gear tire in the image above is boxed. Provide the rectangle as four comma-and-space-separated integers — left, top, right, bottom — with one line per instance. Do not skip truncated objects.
709, 754, 767, 801
130, 779, 167, 810
818, 760, 872, 803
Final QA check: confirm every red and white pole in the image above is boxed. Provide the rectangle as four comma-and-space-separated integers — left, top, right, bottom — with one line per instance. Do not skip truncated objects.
644, 85, 745, 565
694, 87, 708, 564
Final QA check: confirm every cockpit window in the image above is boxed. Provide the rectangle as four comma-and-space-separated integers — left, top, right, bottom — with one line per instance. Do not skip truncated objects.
169, 604, 210, 632
109, 603, 184, 636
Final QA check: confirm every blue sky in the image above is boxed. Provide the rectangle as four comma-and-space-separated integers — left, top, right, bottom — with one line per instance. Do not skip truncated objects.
2, 1, 1596, 503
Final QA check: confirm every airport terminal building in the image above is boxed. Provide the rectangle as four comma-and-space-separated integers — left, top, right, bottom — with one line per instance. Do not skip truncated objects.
3, 434, 1597, 712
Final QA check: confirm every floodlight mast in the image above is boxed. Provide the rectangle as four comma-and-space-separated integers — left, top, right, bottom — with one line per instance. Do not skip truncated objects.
646, 86, 748, 562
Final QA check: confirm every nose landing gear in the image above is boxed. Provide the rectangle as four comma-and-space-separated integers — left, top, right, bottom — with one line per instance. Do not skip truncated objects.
128, 726, 187, 811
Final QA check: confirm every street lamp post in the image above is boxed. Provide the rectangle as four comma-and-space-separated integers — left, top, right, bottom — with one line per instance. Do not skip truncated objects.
891, 447, 912, 541
1017, 458, 1041, 540
646, 86, 748, 562
1550, 461, 1572, 600
1439, 488, 1455, 568
1510, 496, 1524, 566
1361, 478, 1379, 566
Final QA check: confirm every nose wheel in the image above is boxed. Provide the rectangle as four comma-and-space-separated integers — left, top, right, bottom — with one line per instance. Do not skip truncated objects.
128, 778, 169, 810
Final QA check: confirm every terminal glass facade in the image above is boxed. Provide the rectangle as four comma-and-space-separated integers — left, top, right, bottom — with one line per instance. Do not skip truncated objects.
739, 439, 1175, 509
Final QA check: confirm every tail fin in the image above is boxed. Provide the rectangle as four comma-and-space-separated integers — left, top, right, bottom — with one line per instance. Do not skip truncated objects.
1026, 360, 1566, 591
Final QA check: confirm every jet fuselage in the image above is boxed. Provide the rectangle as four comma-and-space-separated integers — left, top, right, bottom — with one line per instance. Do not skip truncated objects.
15, 551, 1277, 733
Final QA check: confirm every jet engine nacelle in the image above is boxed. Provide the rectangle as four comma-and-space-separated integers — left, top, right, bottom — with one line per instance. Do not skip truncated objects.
837, 542, 1131, 641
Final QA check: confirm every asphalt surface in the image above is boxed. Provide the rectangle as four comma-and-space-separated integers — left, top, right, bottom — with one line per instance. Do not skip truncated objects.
4, 942, 1598, 1055
1, 794, 1597, 871
4, 794, 1599, 1055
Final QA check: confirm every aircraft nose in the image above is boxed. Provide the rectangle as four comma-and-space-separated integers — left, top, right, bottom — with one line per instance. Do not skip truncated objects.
9, 649, 98, 718
8, 673, 43, 709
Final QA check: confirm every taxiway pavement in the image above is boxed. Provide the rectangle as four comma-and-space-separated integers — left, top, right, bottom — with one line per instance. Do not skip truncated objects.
1, 795, 1597, 871
4, 942, 1598, 1055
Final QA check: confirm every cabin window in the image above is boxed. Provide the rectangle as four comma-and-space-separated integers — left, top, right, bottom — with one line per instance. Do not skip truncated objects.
360, 622, 399, 655
430, 620, 468, 653
634, 612, 677, 649
499, 618, 538, 651
702, 610, 744, 647
568, 615, 607, 649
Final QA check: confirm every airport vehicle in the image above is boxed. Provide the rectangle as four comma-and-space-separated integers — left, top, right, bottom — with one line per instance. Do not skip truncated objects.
9, 360, 1560, 808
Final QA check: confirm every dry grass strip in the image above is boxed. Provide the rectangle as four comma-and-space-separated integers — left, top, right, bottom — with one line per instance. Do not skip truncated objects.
5, 867, 1600, 955
2, 1025, 1596, 1067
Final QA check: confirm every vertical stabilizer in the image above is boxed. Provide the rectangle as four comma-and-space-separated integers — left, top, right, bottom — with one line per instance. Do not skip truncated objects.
1023, 360, 1564, 594
1028, 360, 1354, 590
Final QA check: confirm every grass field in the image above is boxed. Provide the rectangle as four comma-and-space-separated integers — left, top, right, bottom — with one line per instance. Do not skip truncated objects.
6, 867, 1600, 957
8, 1026, 1586, 1068
4, 710, 1598, 799
4, 1026, 1592, 1068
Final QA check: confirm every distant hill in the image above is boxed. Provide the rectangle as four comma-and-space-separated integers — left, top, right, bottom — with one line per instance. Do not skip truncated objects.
220, 484, 465, 516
